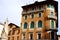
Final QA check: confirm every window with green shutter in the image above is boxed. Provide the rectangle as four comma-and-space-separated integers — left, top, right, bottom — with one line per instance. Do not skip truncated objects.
38, 21, 42, 28
31, 14, 34, 19
24, 22, 27, 29
51, 20, 54, 28
25, 15, 27, 20
30, 22, 34, 28
38, 13, 41, 17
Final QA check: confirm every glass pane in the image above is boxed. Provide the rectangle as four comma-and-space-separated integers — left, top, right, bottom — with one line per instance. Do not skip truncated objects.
39, 6, 42, 10
25, 15, 27, 20
30, 22, 34, 28
30, 33, 33, 40
24, 23, 27, 29
38, 21, 42, 28
38, 13, 41, 17
51, 20, 54, 28
31, 14, 34, 18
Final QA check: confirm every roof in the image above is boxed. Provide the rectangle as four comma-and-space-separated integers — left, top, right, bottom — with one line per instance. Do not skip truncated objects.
8, 23, 19, 28
22, 1, 58, 8
22, 0, 58, 13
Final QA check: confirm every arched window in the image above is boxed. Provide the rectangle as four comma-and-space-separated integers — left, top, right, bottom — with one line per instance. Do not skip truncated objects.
24, 22, 27, 29
30, 22, 34, 28
38, 21, 42, 28
31, 13, 34, 19
51, 20, 54, 28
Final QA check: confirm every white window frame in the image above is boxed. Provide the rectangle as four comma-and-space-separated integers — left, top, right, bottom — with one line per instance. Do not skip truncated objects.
29, 21, 34, 30
36, 20, 42, 30
50, 20, 55, 29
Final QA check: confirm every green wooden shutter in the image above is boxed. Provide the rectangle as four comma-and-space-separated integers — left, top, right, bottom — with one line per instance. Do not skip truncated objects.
31, 14, 34, 19
51, 20, 54, 28
30, 22, 34, 28
24, 23, 27, 29
38, 21, 42, 28
38, 13, 41, 17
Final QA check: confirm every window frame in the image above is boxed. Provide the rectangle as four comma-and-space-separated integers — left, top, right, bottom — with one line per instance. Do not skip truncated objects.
37, 32, 41, 40
30, 22, 34, 29
31, 13, 34, 19
38, 13, 41, 18
24, 15, 27, 20
24, 22, 27, 29
50, 20, 55, 28
38, 21, 42, 28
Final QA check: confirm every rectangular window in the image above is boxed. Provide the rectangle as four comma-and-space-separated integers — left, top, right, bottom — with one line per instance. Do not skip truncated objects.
38, 13, 41, 17
32, 7, 36, 10
37, 33, 41, 40
51, 20, 54, 28
39, 6, 42, 10
50, 32, 54, 40
25, 15, 27, 20
30, 33, 33, 40
22, 33, 26, 40
31, 13, 34, 19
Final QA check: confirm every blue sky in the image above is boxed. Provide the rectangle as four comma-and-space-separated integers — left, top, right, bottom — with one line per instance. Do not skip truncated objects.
0, 0, 59, 34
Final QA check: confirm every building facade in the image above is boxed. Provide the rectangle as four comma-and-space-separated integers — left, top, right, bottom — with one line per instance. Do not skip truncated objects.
20, 0, 58, 40
8, 23, 20, 40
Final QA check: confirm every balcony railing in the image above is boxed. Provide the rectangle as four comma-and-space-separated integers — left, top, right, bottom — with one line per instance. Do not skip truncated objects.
45, 27, 58, 32
48, 15, 57, 20
22, 9, 44, 14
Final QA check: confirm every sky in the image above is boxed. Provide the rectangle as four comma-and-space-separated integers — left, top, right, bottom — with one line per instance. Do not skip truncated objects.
0, 0, 59, 35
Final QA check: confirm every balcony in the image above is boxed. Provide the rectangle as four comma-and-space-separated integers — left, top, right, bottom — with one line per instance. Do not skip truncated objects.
22, 9, 44, 14
45, 27, 58, 32
47, 15, 57, 20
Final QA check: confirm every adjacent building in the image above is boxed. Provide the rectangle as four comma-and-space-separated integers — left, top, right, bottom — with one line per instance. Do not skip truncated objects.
1, 19, 9, 40
20, 0, 58, 40
8, 23, 20, 40
0, 23, 4, 40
